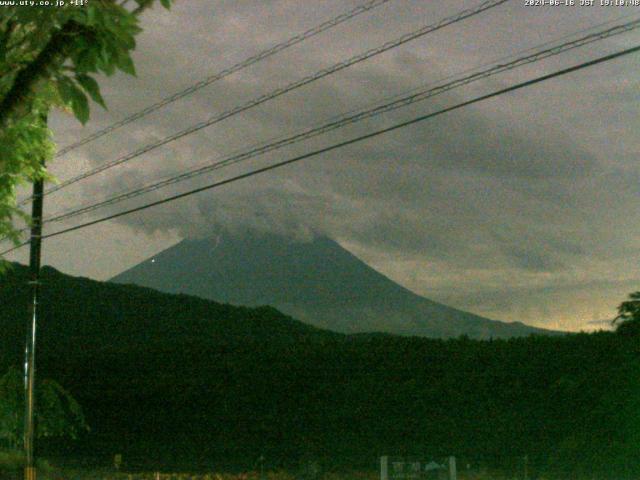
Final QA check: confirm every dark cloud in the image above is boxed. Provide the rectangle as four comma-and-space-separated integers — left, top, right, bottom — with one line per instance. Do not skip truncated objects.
33, 0, 640, 331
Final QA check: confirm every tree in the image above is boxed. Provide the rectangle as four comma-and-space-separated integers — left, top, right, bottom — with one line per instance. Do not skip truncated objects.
613, 291, 640, 336
0, 367, 88, 450
0, 0, 172, 267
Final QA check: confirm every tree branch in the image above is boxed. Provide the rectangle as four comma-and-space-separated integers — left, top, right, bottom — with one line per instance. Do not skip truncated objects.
132, 0, 155, 16
0, 3, 152, 133
0, 20, 82, 132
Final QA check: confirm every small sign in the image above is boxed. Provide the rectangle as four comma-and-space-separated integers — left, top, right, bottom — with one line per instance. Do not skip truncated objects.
381, 456, 449, 480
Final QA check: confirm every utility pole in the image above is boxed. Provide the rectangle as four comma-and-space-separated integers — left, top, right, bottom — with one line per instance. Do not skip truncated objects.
24, 133, 46, 480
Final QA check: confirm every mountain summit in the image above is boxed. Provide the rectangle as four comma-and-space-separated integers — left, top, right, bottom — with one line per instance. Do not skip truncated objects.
110, 230, 553, 338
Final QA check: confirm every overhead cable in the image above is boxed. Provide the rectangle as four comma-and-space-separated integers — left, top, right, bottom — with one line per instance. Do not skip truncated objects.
25, 0, 511, 204
54, 0, 395, 158
3, 42, 638, 256
41, 18, 640, 225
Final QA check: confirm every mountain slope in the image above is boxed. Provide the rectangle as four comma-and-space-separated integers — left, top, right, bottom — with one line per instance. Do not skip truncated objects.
111, 230, 554, 338
1, 263, 634, 477
0, 263, 343, 469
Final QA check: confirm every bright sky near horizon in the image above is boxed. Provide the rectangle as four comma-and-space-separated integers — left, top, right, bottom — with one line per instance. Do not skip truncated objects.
6, 0, 640, 332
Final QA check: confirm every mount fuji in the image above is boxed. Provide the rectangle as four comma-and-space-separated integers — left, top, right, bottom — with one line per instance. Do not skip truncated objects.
110, 230, 555, 339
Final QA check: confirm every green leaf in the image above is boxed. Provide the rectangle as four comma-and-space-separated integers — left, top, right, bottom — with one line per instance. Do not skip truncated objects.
56, 76, 75, 104
96, 43, 116, 75
71, 90, 90, 125
116, 52, 136, 76
86, 4, 98, 26
73, 45, 99, 74
57, 77, 90, 125
160, 0, 172, 9
75, 74, 106, 109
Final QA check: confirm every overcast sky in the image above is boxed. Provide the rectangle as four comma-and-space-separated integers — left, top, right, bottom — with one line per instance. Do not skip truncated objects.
6, 0, 640, 332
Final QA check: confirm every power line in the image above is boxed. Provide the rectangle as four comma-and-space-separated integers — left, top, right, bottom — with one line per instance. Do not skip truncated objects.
39, 18, 640, 226
3, 43, 638, 257
53, 0, 394, 158
327, 10, 640, 123
23, 0, 511, 205
7, 15, 640, 241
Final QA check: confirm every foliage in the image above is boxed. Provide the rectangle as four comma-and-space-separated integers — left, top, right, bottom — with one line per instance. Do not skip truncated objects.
0, 449, 52, 474
0, 366, 88, 449
0, 367, 21, 449
0, 448, 25, 471
0, 264, 639, 478
0, 0, 172, 268
614, 291, 640, 336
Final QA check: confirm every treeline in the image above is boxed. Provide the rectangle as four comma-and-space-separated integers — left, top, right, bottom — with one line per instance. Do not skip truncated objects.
0, 263, 638, 478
